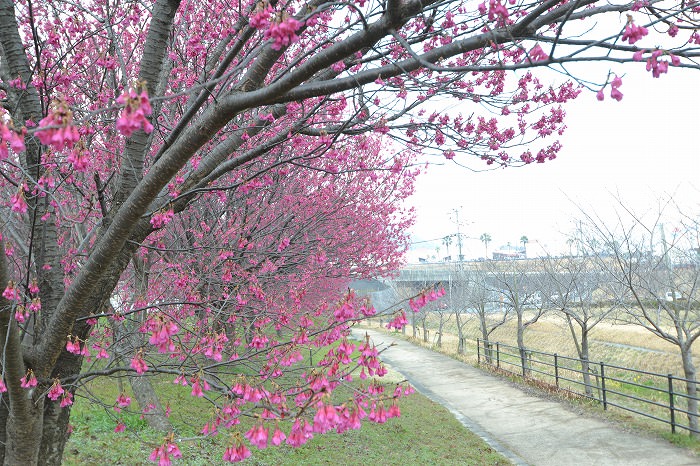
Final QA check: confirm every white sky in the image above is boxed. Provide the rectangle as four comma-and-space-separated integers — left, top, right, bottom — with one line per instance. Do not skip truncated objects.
406, 66, 700, 262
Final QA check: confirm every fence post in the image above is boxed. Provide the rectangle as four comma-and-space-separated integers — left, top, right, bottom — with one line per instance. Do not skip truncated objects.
477, 338, 481, 364
554, 353, 559, 388
668, 374, 676, 434
496, 342, 500, 369
600, 362, 607, 410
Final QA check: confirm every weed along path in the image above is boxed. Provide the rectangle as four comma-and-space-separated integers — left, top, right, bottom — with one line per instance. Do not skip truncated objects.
353, 328, 699, 466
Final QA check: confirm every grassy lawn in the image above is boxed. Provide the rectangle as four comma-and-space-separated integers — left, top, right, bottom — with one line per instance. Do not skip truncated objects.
63, 363, 510, 465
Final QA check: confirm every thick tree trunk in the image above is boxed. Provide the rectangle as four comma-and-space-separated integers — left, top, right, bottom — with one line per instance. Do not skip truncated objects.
0, 395, 8, 461
5, 396, 44, 466
38, 398, 72, 466
680, 346, 699, 437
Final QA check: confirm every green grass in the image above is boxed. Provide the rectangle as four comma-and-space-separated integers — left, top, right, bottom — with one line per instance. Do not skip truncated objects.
63, 366, 510, 465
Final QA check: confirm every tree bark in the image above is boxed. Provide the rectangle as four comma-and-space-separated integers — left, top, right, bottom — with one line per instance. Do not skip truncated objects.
480, 315, 492, 363
680, 346, 699, 437
516, 311, 528, 377
455, 311, 464, 354
112, 321, 173, 432
580, 329, 592, 397
5, 400, 44, 466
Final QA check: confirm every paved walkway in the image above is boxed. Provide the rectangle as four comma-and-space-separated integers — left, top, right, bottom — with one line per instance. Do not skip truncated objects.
353, 328, 699, 466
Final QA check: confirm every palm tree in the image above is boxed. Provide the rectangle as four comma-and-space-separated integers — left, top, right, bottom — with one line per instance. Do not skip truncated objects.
520, 235, 529, 257
442, 235, 453, 260
480, 233, 491, 259
566, 238, 575, 257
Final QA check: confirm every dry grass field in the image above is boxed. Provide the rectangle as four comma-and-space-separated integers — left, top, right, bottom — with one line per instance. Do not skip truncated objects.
375, 311, 700, 377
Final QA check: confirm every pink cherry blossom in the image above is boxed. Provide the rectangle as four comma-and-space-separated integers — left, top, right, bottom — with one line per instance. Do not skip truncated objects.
47, 380, 65, 401
150, 209, 175, 229
621, 21, 648, 44
149, 437, 182, 466
0, 118, 25, 159
313, 404, 340, 433
526, 44, 549, 63
264, 17, 302, 51
610, 76, 623, 101
116, 88, 154, 137
130, 353, 149, 374
222, 443, 251, 462
28, 279, 39, 295
20, 369, 38, 389
116, 393, 132, 409
249, 5, 273, 29
3, 281, 20, 301
36, 101, 81, 150
244, 423, 269, 449
60, 392, 74, 407
148, 317, 179, 352
271, 426, 286, 446
10, 188, 27, 214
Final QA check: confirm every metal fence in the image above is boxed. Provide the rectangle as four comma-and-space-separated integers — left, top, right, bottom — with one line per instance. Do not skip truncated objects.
476, 338, 700, 435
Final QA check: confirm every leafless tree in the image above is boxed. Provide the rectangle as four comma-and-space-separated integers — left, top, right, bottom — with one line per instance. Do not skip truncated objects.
580, 199, 700, 435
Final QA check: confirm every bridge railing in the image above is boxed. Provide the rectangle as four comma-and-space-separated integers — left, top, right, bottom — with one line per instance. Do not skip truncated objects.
476, 338, 699, 435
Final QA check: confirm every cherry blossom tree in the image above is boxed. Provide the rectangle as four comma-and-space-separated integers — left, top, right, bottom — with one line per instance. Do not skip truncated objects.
1, 0, 700, 464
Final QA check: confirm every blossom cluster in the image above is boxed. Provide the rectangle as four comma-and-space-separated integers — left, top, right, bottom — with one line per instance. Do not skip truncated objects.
621, 20, 648, 44
248, 5, 302, 50
596, 75, 623, 102
634, 49, 681, 78
36, 101, 81, 150
0, 118, 25, 159
149, 435, 181, 466
116, 88, 154, 137
264, 17, 302, 51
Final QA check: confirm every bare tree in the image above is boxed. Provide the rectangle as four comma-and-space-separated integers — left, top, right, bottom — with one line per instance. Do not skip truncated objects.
581, 200, 700, 435
542, 253, 622, 396
485, 258, 547, 375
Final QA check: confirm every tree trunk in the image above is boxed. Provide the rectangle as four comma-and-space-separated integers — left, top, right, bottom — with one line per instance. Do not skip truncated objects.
479, 313, 492, 363
516, 312, 528, 377
38, 398, 72, 466
680, 346, 699, 437
436, 314, 444, 348
455, 312, 464, 354
113, 321, 173, 432
0, 397, 6, 461
5, 398, 44, 466
580, 328, 593, 397
422, 319, 428, 343
130, 376, 173, 432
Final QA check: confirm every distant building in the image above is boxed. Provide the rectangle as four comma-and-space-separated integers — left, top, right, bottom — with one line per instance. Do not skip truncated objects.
492, 243, 526, 260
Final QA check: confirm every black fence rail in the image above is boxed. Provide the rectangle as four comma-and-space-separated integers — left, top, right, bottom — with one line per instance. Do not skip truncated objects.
476, 338, 700, 435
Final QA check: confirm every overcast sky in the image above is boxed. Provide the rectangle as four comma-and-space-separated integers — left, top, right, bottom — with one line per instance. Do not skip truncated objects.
406, 66, 699, 262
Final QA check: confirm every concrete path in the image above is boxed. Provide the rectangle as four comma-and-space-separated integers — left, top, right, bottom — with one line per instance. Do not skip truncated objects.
353, 328, 699, 466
